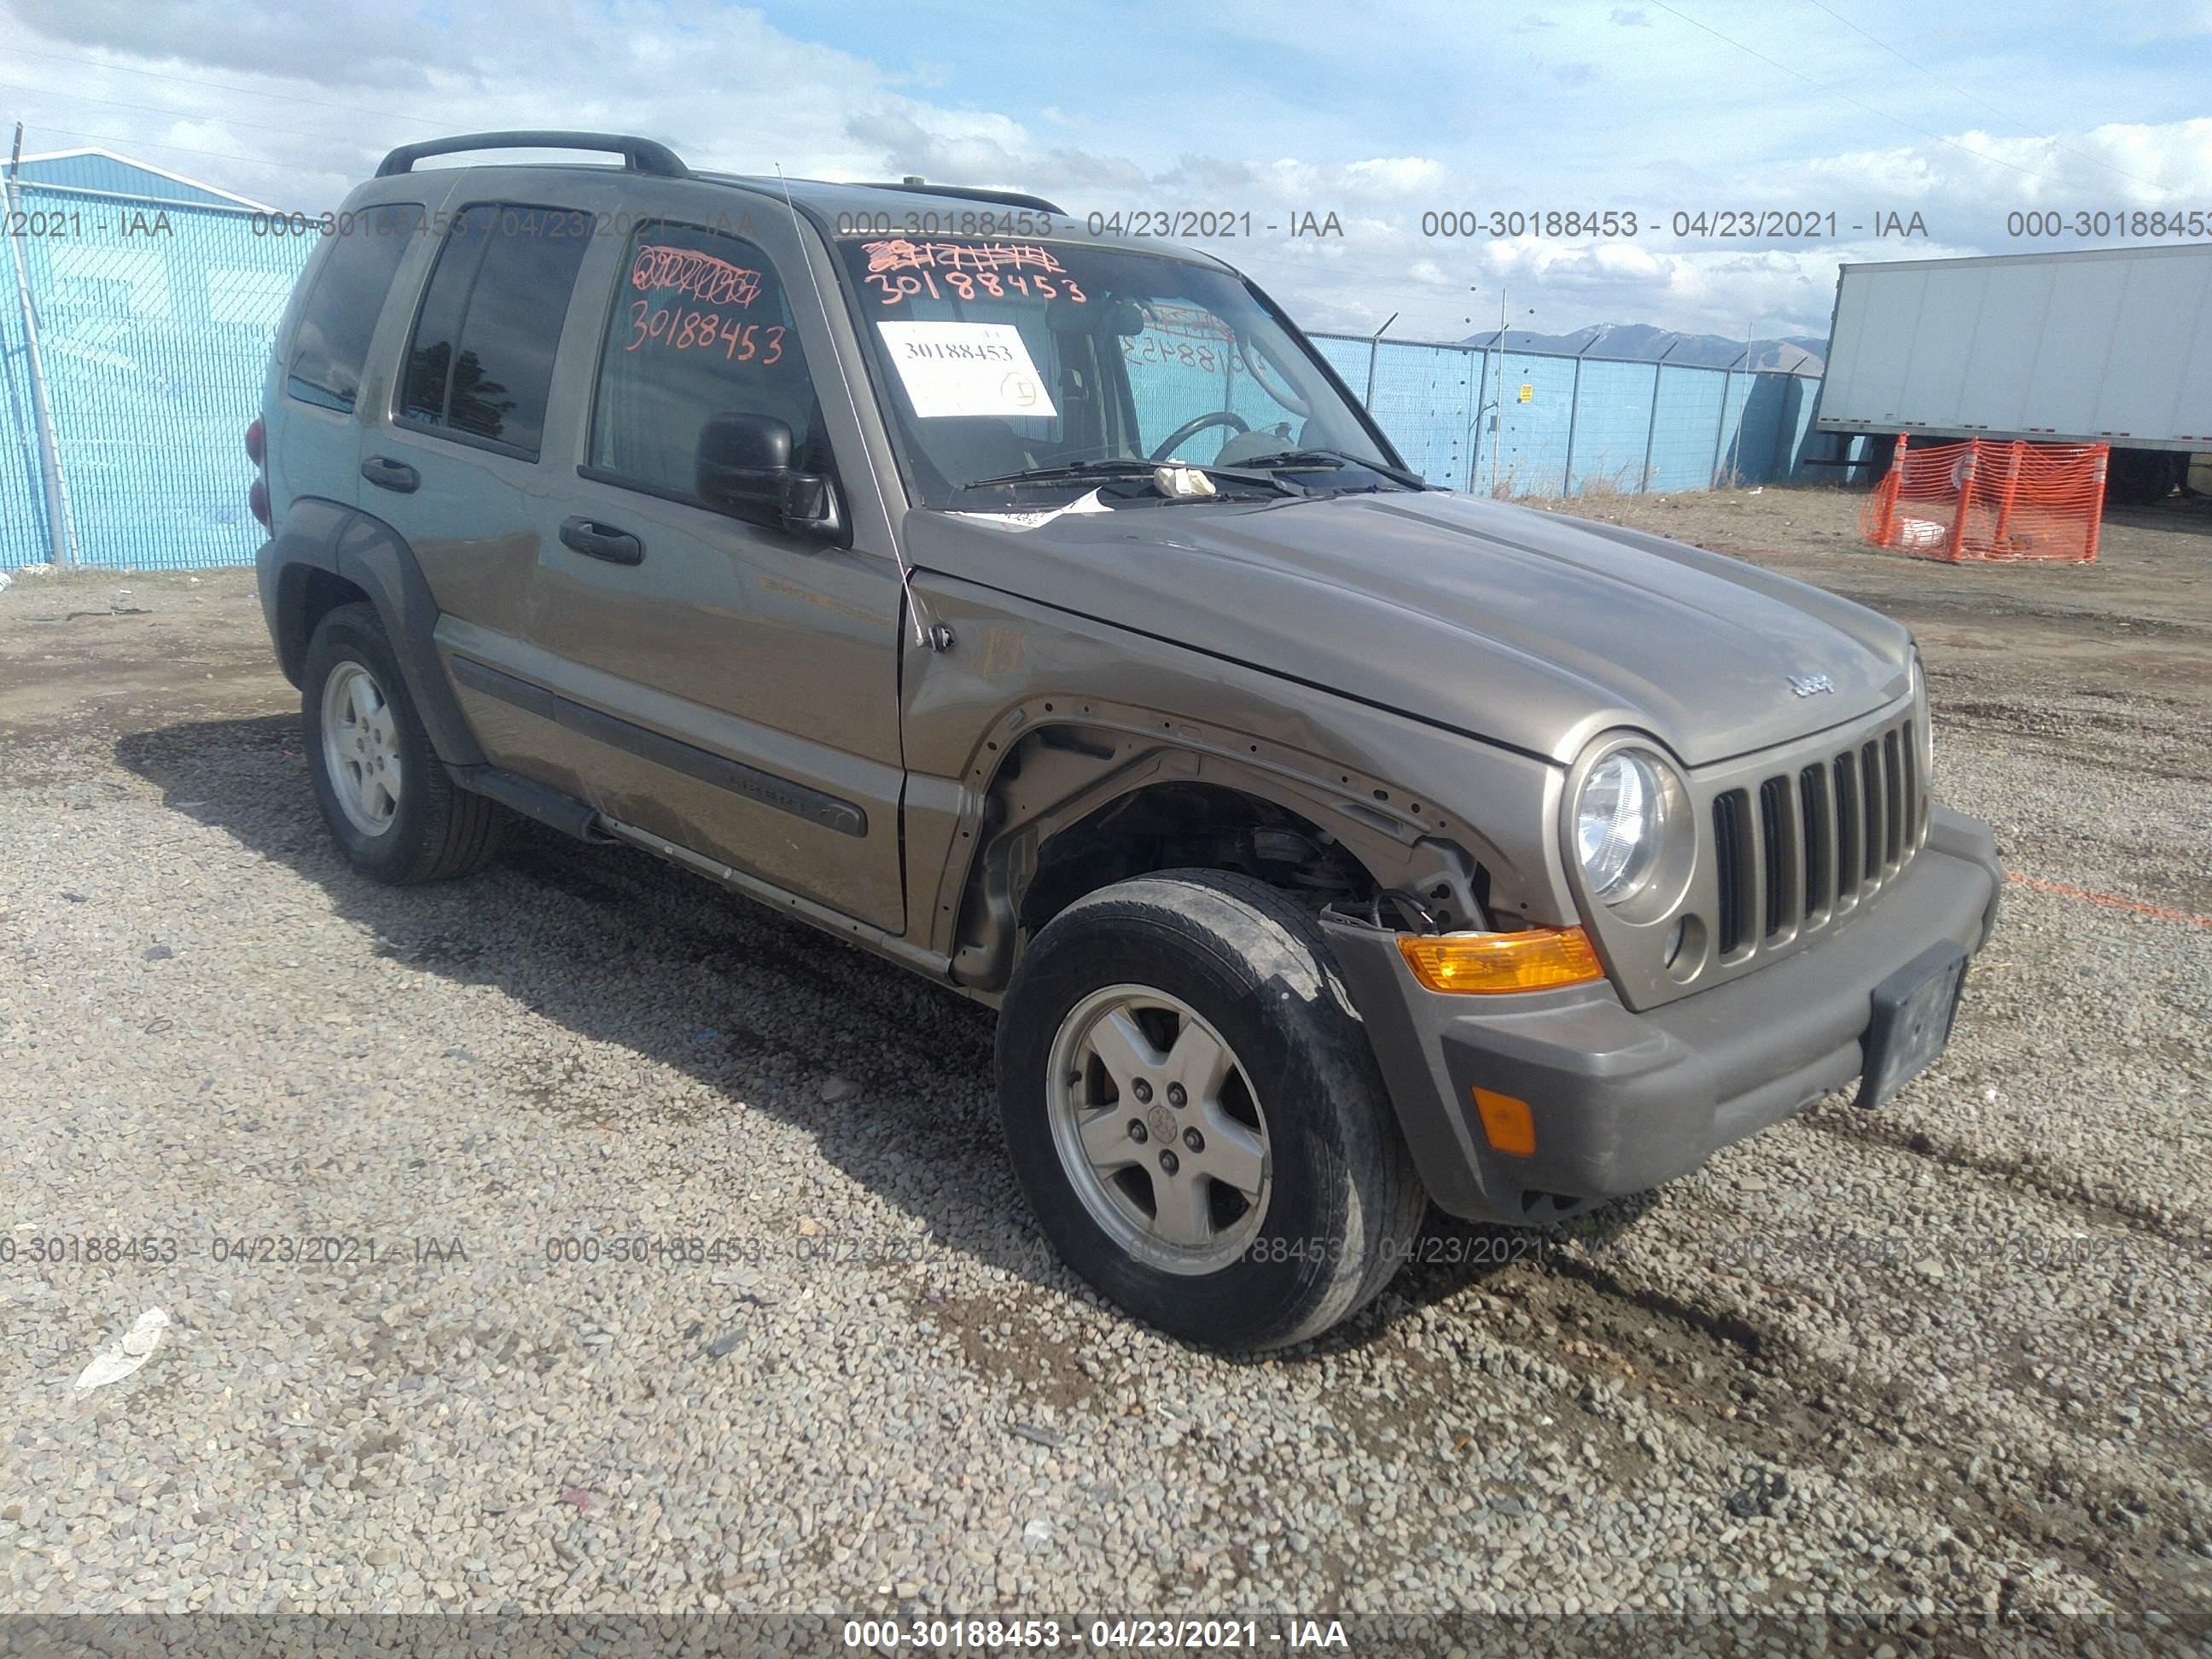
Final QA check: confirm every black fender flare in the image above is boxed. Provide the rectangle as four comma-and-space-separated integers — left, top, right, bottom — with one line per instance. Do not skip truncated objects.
256, 498, 485, 767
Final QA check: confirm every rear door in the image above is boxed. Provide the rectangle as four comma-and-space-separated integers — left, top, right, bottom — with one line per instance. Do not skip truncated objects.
505, 201, 907, 934
361, 189, 597, 748
264, 198, 424, 517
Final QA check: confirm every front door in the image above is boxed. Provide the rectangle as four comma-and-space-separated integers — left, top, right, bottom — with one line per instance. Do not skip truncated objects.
519, 209, 908, 934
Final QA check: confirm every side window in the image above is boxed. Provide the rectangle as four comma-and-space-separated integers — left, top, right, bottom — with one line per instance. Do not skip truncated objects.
585, 223, 822, 505
285, 202, 421, 412
398, 204, 591, 459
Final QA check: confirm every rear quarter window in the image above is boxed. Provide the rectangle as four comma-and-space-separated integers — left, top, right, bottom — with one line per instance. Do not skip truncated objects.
284, 203, 422, 412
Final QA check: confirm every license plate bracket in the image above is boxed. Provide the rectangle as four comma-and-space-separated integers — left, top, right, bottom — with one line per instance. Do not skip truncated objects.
1855, 941, 1969, 1109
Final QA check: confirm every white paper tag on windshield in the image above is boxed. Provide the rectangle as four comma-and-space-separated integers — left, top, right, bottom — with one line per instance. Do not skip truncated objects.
947, 488, 1112, 530
876, 321, 1057, 420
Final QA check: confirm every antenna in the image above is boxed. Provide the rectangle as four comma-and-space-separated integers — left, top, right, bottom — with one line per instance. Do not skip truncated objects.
772, 164, 933, 649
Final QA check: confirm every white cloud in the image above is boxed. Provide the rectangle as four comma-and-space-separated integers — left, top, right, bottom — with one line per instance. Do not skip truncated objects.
1777, 120, 2212, 210
2, 0, 2205, 346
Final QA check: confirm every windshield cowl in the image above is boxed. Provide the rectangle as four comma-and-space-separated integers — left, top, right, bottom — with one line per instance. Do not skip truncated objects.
951, 458, 1313, 505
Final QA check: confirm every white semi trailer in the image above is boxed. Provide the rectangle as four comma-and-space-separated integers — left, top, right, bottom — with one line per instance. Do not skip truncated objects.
1814, 242, 2212, 503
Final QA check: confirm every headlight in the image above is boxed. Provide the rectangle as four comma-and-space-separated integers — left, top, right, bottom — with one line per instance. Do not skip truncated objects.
1575, 749, 1668, 902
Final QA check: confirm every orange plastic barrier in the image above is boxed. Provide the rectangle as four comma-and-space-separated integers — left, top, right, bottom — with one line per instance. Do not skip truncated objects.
1860, 435, 2106, 563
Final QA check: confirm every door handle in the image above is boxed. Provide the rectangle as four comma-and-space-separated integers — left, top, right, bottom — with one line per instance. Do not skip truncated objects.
559, 516, 643, 566
359, 456, 420, 493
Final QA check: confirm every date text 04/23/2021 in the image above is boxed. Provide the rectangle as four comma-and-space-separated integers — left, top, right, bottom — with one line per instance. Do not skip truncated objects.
0, 1233, 470, 1267
839, 1617, 1352, 1650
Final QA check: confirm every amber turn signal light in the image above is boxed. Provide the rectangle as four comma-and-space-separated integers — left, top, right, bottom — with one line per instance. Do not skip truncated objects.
1397, 926, 1604, 994
1471, 1087, 1537, 1155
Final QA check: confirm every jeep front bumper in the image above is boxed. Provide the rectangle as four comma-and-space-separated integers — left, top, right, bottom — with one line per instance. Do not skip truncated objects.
1323, 806, 2003, 1223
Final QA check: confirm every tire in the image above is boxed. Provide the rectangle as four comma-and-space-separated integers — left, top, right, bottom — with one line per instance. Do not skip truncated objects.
301, 602, 504, 884
996, 870, 1426, 1351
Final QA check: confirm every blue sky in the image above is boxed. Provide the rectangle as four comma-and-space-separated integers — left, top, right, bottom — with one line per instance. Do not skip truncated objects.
3, 0, 2207, 341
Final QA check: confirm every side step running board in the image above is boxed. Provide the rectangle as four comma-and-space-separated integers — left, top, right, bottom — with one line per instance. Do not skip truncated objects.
445, 763, 609, 842
444, 763, 988, 1004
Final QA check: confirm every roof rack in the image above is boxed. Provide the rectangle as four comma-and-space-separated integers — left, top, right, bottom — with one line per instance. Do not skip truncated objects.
375, 131, 688, 179
860, 181, 1065, 215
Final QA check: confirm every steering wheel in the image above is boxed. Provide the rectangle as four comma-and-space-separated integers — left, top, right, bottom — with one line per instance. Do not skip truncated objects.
1149, 410, 1249, 463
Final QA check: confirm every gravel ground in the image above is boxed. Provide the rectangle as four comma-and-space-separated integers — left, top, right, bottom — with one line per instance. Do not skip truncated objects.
1, 490, 2208, 1632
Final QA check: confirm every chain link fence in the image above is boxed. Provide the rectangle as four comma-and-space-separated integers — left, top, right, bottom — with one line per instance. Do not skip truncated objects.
1, 181, 312, 572
1307, 330, 1831, 497
3, 178, 1841, 572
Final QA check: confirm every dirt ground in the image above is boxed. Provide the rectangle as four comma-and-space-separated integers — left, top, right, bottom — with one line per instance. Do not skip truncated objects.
1, 486, 2207, 1625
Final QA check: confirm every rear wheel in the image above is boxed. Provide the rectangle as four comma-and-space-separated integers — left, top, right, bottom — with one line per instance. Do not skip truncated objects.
302, 602, 503, 883
997, 870, 1425, 1350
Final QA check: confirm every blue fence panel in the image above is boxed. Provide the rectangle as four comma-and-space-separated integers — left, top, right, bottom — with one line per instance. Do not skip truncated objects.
1310, 330, 1823, 498
1708, 371, 1750, 486
1480, 352, 1580, 497
11, 184, 311, 571
1778, 377, 1823, 482
1726, 370, 1784, 485
0, 247, 51, 568
1309, 331, 1372, 394
1642, 364, 1729, 492
1365, 340, 1481, 488
1565, 358, 1658, 493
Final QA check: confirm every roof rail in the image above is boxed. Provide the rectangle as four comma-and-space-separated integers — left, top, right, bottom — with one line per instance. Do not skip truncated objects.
375, 131, 689, 179
860, 181, 1065, 215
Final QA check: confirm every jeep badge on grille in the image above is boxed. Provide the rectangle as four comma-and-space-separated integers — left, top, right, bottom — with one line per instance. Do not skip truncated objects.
1789, 673, 1837, 696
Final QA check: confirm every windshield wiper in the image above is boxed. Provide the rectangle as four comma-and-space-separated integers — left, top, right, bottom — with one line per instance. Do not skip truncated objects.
1230, 448, 1429, 490
956, 458, 1307, 498
959, 459, 1161, 491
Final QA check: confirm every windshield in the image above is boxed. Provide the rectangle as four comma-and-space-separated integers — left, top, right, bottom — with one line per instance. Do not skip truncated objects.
834, 235, 1402, 508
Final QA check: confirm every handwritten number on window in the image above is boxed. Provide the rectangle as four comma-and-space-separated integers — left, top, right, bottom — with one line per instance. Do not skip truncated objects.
627, 300, 783, 364
859, 239, 1086, 308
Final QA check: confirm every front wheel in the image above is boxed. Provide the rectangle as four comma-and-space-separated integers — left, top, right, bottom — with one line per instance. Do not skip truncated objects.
997, 870, 1425, 1351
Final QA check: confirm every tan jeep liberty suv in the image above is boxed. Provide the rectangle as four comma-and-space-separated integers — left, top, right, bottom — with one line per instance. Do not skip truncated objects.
252, 131, 2003, 1349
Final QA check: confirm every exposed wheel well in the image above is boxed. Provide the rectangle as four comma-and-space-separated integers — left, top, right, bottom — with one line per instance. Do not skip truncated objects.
1020, 782, 1377, 936
949, 740, 1493, 992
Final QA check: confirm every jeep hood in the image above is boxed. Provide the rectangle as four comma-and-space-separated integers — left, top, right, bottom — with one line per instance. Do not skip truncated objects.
900, 490, 1912, 768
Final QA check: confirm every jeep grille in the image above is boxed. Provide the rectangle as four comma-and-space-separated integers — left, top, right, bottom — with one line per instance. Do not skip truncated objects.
1708, 713, 1922, 959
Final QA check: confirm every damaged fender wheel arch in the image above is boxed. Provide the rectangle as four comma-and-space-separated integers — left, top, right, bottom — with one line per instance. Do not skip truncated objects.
996, 869, 1425, 1352
301, 601, 504, 884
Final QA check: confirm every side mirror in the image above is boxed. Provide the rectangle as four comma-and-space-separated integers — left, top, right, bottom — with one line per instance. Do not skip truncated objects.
696, 412, 842, 540
696, 411, 791, 510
